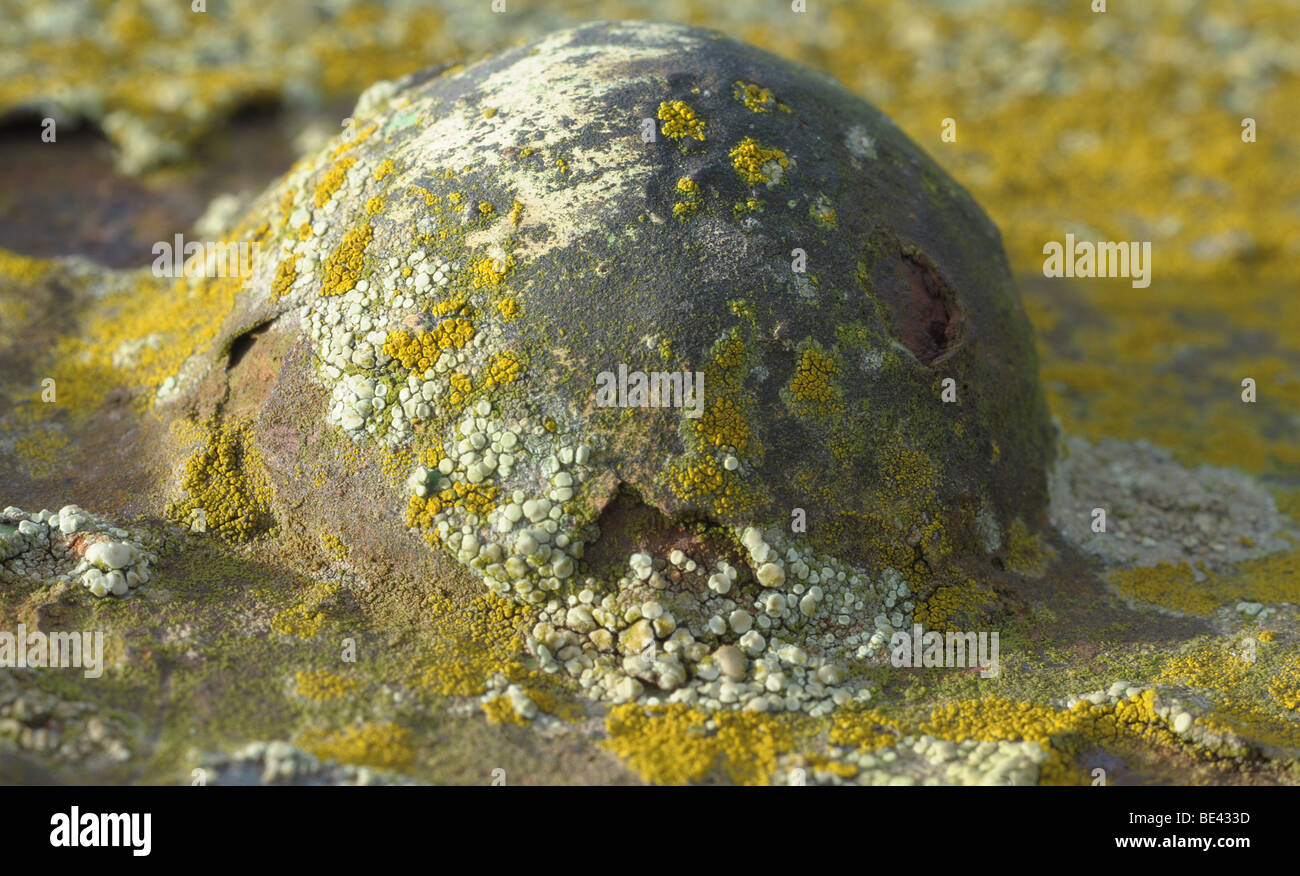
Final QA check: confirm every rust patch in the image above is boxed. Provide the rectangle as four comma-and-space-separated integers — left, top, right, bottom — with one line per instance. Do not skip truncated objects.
891, 248, 964, 366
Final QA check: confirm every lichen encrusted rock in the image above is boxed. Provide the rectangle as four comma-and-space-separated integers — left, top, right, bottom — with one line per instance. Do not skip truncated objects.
145, 20, 1054, 711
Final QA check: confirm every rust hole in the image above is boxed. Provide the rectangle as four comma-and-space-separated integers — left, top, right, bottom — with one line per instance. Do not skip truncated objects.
890, 249, 964, 366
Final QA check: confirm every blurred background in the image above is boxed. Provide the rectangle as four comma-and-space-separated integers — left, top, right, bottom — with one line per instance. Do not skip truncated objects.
2, 0, 1297, 494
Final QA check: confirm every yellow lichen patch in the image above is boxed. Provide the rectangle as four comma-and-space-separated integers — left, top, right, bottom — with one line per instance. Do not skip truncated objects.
13, 432, 68, 479
482, 695, 528, 725
0, 248, 52, 285
785, 341, 843, 419
419, 445, 444, 470
713, 329, 748, 368
409, 185, 439, 208
481, 687, 581, 725
920, 693, 1184, 785
364, 195, 385, 216
413, 593, 531, 698
1266, 652, 1300, 711
603, 704, 716, 784
1003, 518, 1048, 577
668, 329, 764, 518
1155, 644, 1253, 691
713, 710, 805, 785
1112, 550, 1300, 615
270, 252, 301, 299
694, 395, 751, 453
276, 189, 297, 229
828, 706, 906, 750
526, 687, 585, 723
913, 577, 998, 631
313, 156, 356, 207
478, 201, 494, 217
1198, 706, 1300, 751
32, 244, 266, 416
447, 371, 473, 406
484, 351, 523, 388
603, 704, 813, 785
507, 199, 524, 227
406, 480, 498, 528
373, 158, 396, 181
383, 320, 475, 374
297, 722, 414, 771
320, 533, 347, 559
496, 297, 520, 320
328, 122, 376, 159
818, 438, 952, 584
378, 444, 415, 485
732, 80, 792, 113
657, 99, 705, 141
729, 137, 789, 185
320, 224, 373, 297
166, 420, 276, 542
270, 581, 339, 640
297, 222, 313, 241
469, 253, 514, 288
293, 668, 357, 703
672, 176, 700, 218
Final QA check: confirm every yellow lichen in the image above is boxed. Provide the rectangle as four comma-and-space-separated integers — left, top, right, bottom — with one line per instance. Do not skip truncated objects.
482, 695, 528, 725
602, 704, 812, 785
320, 224, 373, 297
732, 81, 791, 113
447, 371, 473, 406
496, 297, 520, 320
297, 722, 414, 770
270, 252, 301, 299
785, 342, 842, 419
383, 319, 475, 374
320, 533, 347, 558
329, 122, 376, 159
484, 351, 523, 387
1004, 519, 1048, 577
469, 254, 514, 288
407, 480, 498, 528
166, 420, 276, 542
313, 156, 356, 207
270, 581, 339, 640
672, 176, 700, 218
913, 577, 998, 631
729, 137, 789, 185
657, 99, 706, 141
412, 593, 531, 698
293, 668, 357, 703
1112, 550, 1300, 615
